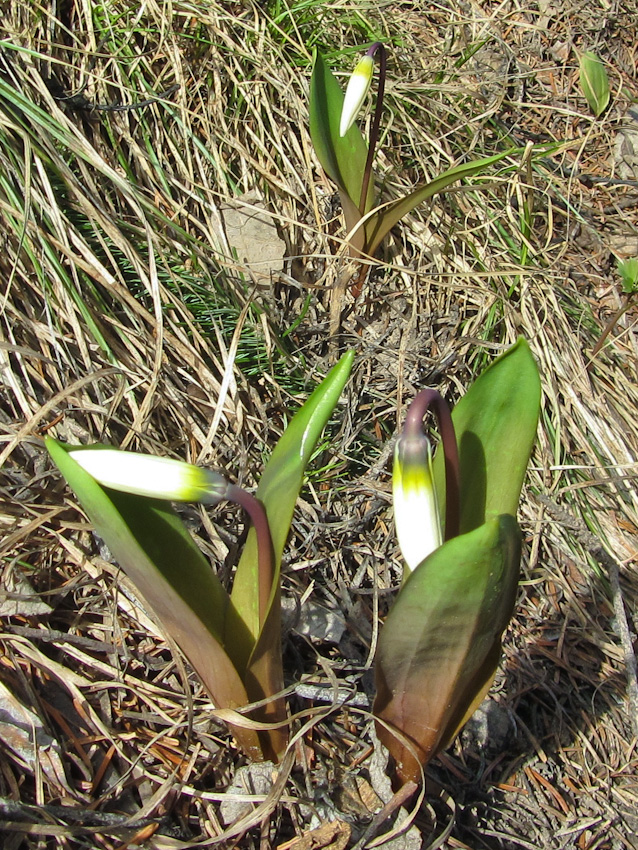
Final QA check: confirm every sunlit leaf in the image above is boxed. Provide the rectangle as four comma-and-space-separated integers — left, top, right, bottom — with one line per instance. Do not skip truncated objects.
45, 438, 264, 761
226, 352, 354, 709
363, 150, 516, 256
579, 52, 610, 117
374, 514, 521, 784
433, 337, 541, 535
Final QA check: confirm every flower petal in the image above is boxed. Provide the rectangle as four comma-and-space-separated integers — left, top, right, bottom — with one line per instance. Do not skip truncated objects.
393, 433, 442, 571
68, 449, 228, 503
339, 55, 374, 137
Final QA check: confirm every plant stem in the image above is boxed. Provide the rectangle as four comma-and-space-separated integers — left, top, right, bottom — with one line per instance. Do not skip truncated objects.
358, 42, 386, 215
405, 389, 460, 540
351, 43, 386, 299
226, 484, 274, 625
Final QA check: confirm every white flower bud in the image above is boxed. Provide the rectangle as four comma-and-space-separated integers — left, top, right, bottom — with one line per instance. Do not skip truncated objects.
340, 54, 374, 137
393, 432, 442, 572
69, 449, 228, 504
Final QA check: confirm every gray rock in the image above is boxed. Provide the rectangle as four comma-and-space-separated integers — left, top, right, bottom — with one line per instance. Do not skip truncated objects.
219, 761, 275, 826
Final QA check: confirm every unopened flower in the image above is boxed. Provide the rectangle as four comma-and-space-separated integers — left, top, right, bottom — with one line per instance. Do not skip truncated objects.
68, 449, 229, 504
393, 388, 460, 572
339, 48, 376, 137
393, 430, 442, 571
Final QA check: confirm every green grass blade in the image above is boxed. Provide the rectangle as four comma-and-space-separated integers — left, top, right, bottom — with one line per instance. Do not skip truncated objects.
45, 438, 264, 761
433, 337, 541, 535
374, 515, 521, 784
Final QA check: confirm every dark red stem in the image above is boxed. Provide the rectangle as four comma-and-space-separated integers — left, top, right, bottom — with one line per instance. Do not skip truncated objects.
403, 389, 460, 540
226, 484, 274, 625
358, 42, 386, 215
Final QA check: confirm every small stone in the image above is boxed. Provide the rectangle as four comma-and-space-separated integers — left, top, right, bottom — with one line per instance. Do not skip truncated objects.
614, 107, 638, 180
461, 698, 511, 752
219, 761, 275, 826
217, 190, 285, 280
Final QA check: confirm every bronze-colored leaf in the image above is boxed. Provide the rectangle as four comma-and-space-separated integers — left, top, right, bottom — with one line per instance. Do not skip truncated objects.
374, 515, 521, 784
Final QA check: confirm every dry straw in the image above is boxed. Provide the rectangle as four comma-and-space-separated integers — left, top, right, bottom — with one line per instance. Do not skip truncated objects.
1, 0, 637, 846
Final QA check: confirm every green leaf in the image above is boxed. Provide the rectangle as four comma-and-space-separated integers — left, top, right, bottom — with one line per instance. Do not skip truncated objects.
579, 52, 610, 117
45, 438, 264, 761
227, 351, 354, 666
374, 514, 521, 784
223, 350, 353, 758
309, 50, 374, 220
433, 337, 541, 535
619, 257, 638, 294
363, 150, 515, 256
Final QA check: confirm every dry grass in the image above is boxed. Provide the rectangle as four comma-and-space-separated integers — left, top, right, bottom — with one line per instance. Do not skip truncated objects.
1, 0, 637, 847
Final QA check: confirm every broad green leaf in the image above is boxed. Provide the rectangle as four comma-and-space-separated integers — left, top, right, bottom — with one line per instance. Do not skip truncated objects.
374, 514, 521, 784
363, 150, 515, 256
579, 52, 610, 117
619, 257, 638, 294
224, 350, 353, 758
433, 337, 541, 535
309, 51, 374, 217
46, 438, 264, 761
227, 351, 354, 665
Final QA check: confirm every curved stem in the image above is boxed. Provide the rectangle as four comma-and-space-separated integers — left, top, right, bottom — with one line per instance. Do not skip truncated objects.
358, 42, 386, 215
226, 484, 274, 626
404, 389, 460, 541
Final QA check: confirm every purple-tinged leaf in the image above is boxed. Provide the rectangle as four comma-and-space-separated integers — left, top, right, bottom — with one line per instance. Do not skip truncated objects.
46, 438, 264, 761
374, 515, 521, 784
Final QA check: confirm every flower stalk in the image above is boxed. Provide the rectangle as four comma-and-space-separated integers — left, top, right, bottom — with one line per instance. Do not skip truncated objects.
402, 389, 460, 542
357, 42, 386, 215
226, 484, 274, 624
69, 448, 275, 623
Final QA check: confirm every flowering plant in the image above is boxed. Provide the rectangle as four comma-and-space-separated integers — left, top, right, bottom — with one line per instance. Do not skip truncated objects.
309, 45, 517, 290
47, 339, 540, 786
374, 339, 541, 784
47, 352, 353, 762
